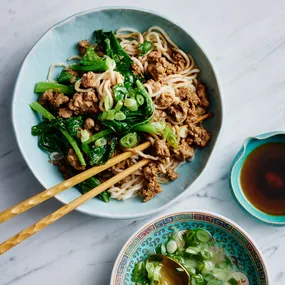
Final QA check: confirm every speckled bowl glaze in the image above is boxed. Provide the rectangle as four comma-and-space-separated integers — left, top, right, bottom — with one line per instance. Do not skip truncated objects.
110, 211, 269, 285
230, 131, 285, 225
12, 7, 223, 219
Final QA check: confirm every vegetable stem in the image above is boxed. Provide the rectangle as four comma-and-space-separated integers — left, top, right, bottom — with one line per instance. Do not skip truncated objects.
34, 82, 74, 95
84, 129, 113, 145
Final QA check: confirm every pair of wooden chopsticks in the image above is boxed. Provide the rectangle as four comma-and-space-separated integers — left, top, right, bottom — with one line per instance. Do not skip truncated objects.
0, 141, 152, 255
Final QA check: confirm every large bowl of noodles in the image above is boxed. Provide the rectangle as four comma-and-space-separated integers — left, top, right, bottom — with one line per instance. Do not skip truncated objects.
12, 7, 223, 218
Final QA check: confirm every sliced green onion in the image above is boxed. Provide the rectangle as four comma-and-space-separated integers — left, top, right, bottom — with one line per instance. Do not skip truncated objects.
200, 249, 213, 261
185, 265, 196, 275
106, 110, 115, 121
34, 82, 74, 95
172, 231, 185, 250
114, 111, 126, 121
198, 261, 213, 274
104, 95, 112, 111
160, 244, 167, 255
136, 94, 144, 106
100, 111, 107, 121
163, 125, 178, 149
95, 137, 107, 147
124, 98, 138, 111
114, 100, 123, 112
191, 274, 205, 285
119, 132, 138, 148
196, 229, 211, 243
152, 122, 166, 132
80, 129, 90, 143
84, 129, 113, 145
166, 240, 177, 254
186, 246, 200, 255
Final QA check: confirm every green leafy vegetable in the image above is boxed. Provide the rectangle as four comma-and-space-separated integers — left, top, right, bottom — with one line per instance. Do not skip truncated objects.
57, 70, 76, 84
88, 137, 117, 166
100, 80, 154, 134
84, 129, 113, 145
80, 46, 102, 65
30, 102, 86, 166
31, 119, 64, 136
113, 84, 128, 102
138, 41, 153, 56
78, 177, 110, 203
65, 116, 84, 138
71, 45, 114, 72
38, 132, 67, 153
95, 30, 132, 74
34, 82, 74, 95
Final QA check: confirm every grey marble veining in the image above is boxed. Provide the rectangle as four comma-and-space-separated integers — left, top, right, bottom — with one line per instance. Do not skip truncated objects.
1, 0, 285, 284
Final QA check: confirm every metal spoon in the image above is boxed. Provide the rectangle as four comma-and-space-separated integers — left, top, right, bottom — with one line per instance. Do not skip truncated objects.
149, 254, 190, 285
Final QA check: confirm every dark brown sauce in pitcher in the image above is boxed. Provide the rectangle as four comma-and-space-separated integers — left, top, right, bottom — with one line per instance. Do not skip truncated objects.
240, 142, 285, 215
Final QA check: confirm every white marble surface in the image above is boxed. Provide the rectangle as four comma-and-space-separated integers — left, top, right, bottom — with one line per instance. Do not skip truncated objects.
1, 0, 285, 284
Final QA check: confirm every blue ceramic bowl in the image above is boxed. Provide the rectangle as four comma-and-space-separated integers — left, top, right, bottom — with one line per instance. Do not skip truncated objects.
231, 131, 285, 225
12, 7, 223, 219
111, 211, 269, 284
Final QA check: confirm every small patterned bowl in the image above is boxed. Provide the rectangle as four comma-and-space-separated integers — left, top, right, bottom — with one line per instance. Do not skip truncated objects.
110, 211, 269, 285
230, 131, 285, 225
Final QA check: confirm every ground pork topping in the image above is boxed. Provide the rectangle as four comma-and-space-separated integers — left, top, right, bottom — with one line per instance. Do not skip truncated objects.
132, 63, 142, 76
174, 139, 195, 161
166, 168, 179, 180
152, 110, 167, 122
39, 90, 69, 108
67, 148, 85, 171
178, 87, 201, 106
84, 118, 95, 130
68, 91, 99, 115
81, 72, 99, 88
146, 79, 161, 93
196, 82, 209, 107
78, 40, 91, 56
155, 93, 175, 108
139, 162, 162, 202
147, 51, 178, 80
58, 108, 73, 118
155, 139, 170, 158
188, 124, 211, 147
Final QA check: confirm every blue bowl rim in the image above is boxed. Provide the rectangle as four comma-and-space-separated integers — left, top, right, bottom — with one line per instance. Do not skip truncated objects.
11, 6, 224, 219
110, 210, 269, 284
230, 131, 285, 225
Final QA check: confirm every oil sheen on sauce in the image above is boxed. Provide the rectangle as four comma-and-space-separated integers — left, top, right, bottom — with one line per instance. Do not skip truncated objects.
240, 142, 285, 215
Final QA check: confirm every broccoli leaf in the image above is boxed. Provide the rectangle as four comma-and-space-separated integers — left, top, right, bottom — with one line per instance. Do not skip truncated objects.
138, 41, 153, 56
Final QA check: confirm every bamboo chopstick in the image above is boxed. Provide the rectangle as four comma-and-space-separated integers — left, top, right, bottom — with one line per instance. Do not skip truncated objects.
0, 141, 151, 224
0, 158, 150, 254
